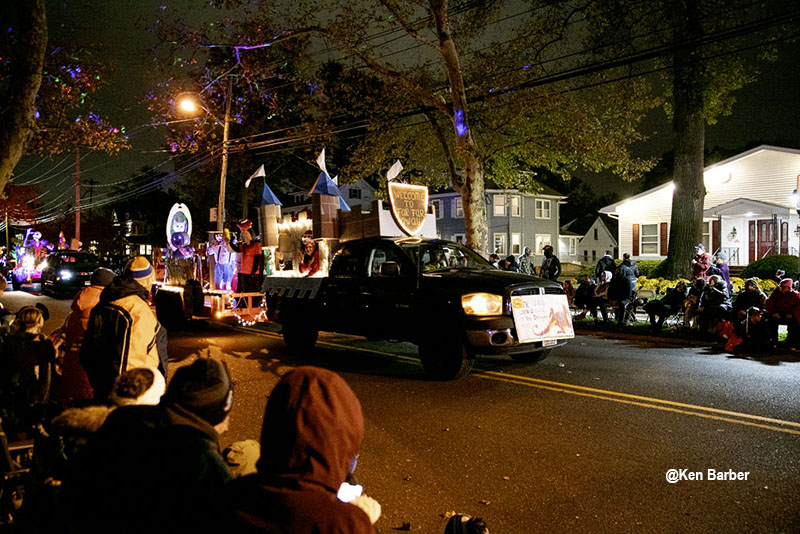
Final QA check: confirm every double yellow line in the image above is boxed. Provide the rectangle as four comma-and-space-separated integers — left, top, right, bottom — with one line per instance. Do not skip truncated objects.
236, 326, 800, 436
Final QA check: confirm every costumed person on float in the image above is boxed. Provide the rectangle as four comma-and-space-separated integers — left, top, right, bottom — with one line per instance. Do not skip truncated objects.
226, 219, 263, 292
167, 204, 194, 260
297, 231, 320, 277
208, 233, 234, 291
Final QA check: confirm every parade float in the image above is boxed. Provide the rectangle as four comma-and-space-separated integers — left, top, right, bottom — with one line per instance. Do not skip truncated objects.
10, 229, 53, 290
152, 203, 266, 326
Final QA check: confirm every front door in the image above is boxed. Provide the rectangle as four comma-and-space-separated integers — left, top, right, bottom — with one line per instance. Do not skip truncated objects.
752, 219, 776, 261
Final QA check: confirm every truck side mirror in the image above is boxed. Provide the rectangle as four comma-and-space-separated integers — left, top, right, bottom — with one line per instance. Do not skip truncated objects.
379, 261, 400, 277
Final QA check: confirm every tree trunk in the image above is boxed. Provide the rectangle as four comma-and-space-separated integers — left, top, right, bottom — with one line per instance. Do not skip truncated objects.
663, 0, 705, 279
0, 0, 47, 197
430, 0, 488, 255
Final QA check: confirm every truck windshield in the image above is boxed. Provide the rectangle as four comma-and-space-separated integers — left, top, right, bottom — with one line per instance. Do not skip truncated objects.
400, 242, 493, 272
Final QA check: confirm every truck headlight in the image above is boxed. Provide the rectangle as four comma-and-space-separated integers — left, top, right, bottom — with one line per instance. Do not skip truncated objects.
59, 270, 73, 280
461, 293, 503, 316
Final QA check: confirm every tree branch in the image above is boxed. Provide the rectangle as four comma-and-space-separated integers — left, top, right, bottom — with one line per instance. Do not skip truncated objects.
376, 0, 438, 49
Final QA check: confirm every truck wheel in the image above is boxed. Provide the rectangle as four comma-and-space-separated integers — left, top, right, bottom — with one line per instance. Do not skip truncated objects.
419, 339, 473, 380
282, 315, 318, 354
510, 348, 551, 363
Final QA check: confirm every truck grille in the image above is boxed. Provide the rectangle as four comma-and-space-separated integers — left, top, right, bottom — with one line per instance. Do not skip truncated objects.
510, 287, 544, 297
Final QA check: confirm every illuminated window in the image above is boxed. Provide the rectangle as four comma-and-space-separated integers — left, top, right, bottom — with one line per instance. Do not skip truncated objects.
511, 233, 521, 255
569, 237, 577, 256
494, 233, 507, 255
535, 199, 551, 219
451, 197, 464, 218
510, 195, 521, 217
452, 233, 465, 244
535, 234, 551, 252
493, 194, 506, 217
702, 221, 711, 251
641, 224, 659, 254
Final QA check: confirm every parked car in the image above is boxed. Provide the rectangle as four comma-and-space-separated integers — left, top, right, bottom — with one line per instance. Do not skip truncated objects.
41, 251, 102, 298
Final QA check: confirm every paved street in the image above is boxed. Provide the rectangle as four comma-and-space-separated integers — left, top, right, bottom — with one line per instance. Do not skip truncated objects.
4, 290, 800, 533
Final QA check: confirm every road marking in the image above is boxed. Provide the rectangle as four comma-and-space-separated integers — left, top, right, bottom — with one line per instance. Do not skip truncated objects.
235, 325, 800, 435
475, 373, 800, 436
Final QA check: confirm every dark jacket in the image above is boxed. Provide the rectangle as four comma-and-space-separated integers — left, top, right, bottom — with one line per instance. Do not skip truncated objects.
619, 259, 639, 292
608, 273, 632, 303
81, 277, 167, 400
69, 402, 230, 533
732, 287, 767, 316
595, 255, 615, 281
699, 279, 731, 309
574, 280, 596, 309
661, 285, 689, 309
227, 367, 376, 534
0, 332, 55, 435
540, 254, 561, 280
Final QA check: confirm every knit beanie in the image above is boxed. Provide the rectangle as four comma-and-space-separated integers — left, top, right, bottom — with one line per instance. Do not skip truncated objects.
125, 256, 155, 290
165, 358, 233, 425
90, 267, 116, 287
779, 278, 793, 289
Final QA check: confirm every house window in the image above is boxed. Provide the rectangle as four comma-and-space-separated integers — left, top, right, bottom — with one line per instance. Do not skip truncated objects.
569, 237, 577, 256
510, 195, 521, 217
451, 197, 464, 218
349, 188, 362, 199
592, 250, 597, 262
535, 234, 551, 253
702, 221, 711, 251
453, 233, 465, 244
494, 233, 507, 255
593, 228, 598, 240
431, 199, 442, 219
583, 250, 588, 262
511, 233, 521, 255
535, 199, 551, 219
493, 194, 506, 217
293, 193, 306, 203
641, 223, 659, 254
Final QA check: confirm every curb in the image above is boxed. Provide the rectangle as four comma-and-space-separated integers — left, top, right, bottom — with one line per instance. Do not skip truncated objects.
573, 328, 715, 348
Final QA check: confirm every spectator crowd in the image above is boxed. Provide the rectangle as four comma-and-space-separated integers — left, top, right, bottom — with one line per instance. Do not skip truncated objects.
0, 256, 489, 533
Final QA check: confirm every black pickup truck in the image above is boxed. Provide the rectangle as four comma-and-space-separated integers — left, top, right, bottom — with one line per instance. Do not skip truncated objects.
264, 237, 572, 380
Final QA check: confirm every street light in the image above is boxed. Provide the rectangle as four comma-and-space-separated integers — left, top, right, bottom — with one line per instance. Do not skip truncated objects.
175, 78, 233, 233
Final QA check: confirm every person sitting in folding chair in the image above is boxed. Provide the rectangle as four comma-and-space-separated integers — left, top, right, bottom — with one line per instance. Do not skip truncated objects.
697, 274, 732, 333
644, 281, 688, 333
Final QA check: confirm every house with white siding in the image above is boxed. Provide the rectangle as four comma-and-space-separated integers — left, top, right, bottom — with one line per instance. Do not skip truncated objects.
599, 145, 800, 266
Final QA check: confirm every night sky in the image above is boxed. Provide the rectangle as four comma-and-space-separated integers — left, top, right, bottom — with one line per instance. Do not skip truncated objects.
9, 1, 800, 200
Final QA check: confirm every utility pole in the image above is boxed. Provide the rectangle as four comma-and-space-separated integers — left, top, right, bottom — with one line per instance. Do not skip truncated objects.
217, 76, 233, 233
75, 147, 81, 243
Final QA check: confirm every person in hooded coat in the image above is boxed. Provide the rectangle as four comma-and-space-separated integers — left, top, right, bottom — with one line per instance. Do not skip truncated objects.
595, 251, 615, 283
517, 246, 535, 275
58, 267, 115, 402
731, 278, 767, 321
68, 358, 233, 533
540, 245, 561, 280
226, 366, 379, 533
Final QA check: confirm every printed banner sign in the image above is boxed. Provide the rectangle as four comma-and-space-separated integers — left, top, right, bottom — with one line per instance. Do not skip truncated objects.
511, 294, 574, 344
388, 182, 428, 236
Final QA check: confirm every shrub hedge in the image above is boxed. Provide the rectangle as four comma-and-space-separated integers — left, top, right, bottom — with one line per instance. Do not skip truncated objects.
739, 254, 800, 280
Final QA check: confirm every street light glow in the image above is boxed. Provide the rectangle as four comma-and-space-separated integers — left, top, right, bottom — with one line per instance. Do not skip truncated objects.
177, 96, 200, 115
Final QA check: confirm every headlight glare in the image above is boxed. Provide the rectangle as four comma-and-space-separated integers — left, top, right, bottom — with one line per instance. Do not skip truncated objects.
59, 270, 73, 280
461, 293, 503, 316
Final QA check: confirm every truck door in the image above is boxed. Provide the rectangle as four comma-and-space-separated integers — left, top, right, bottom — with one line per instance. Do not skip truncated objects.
325, 243, 370, 335
361, 244, 418, 338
